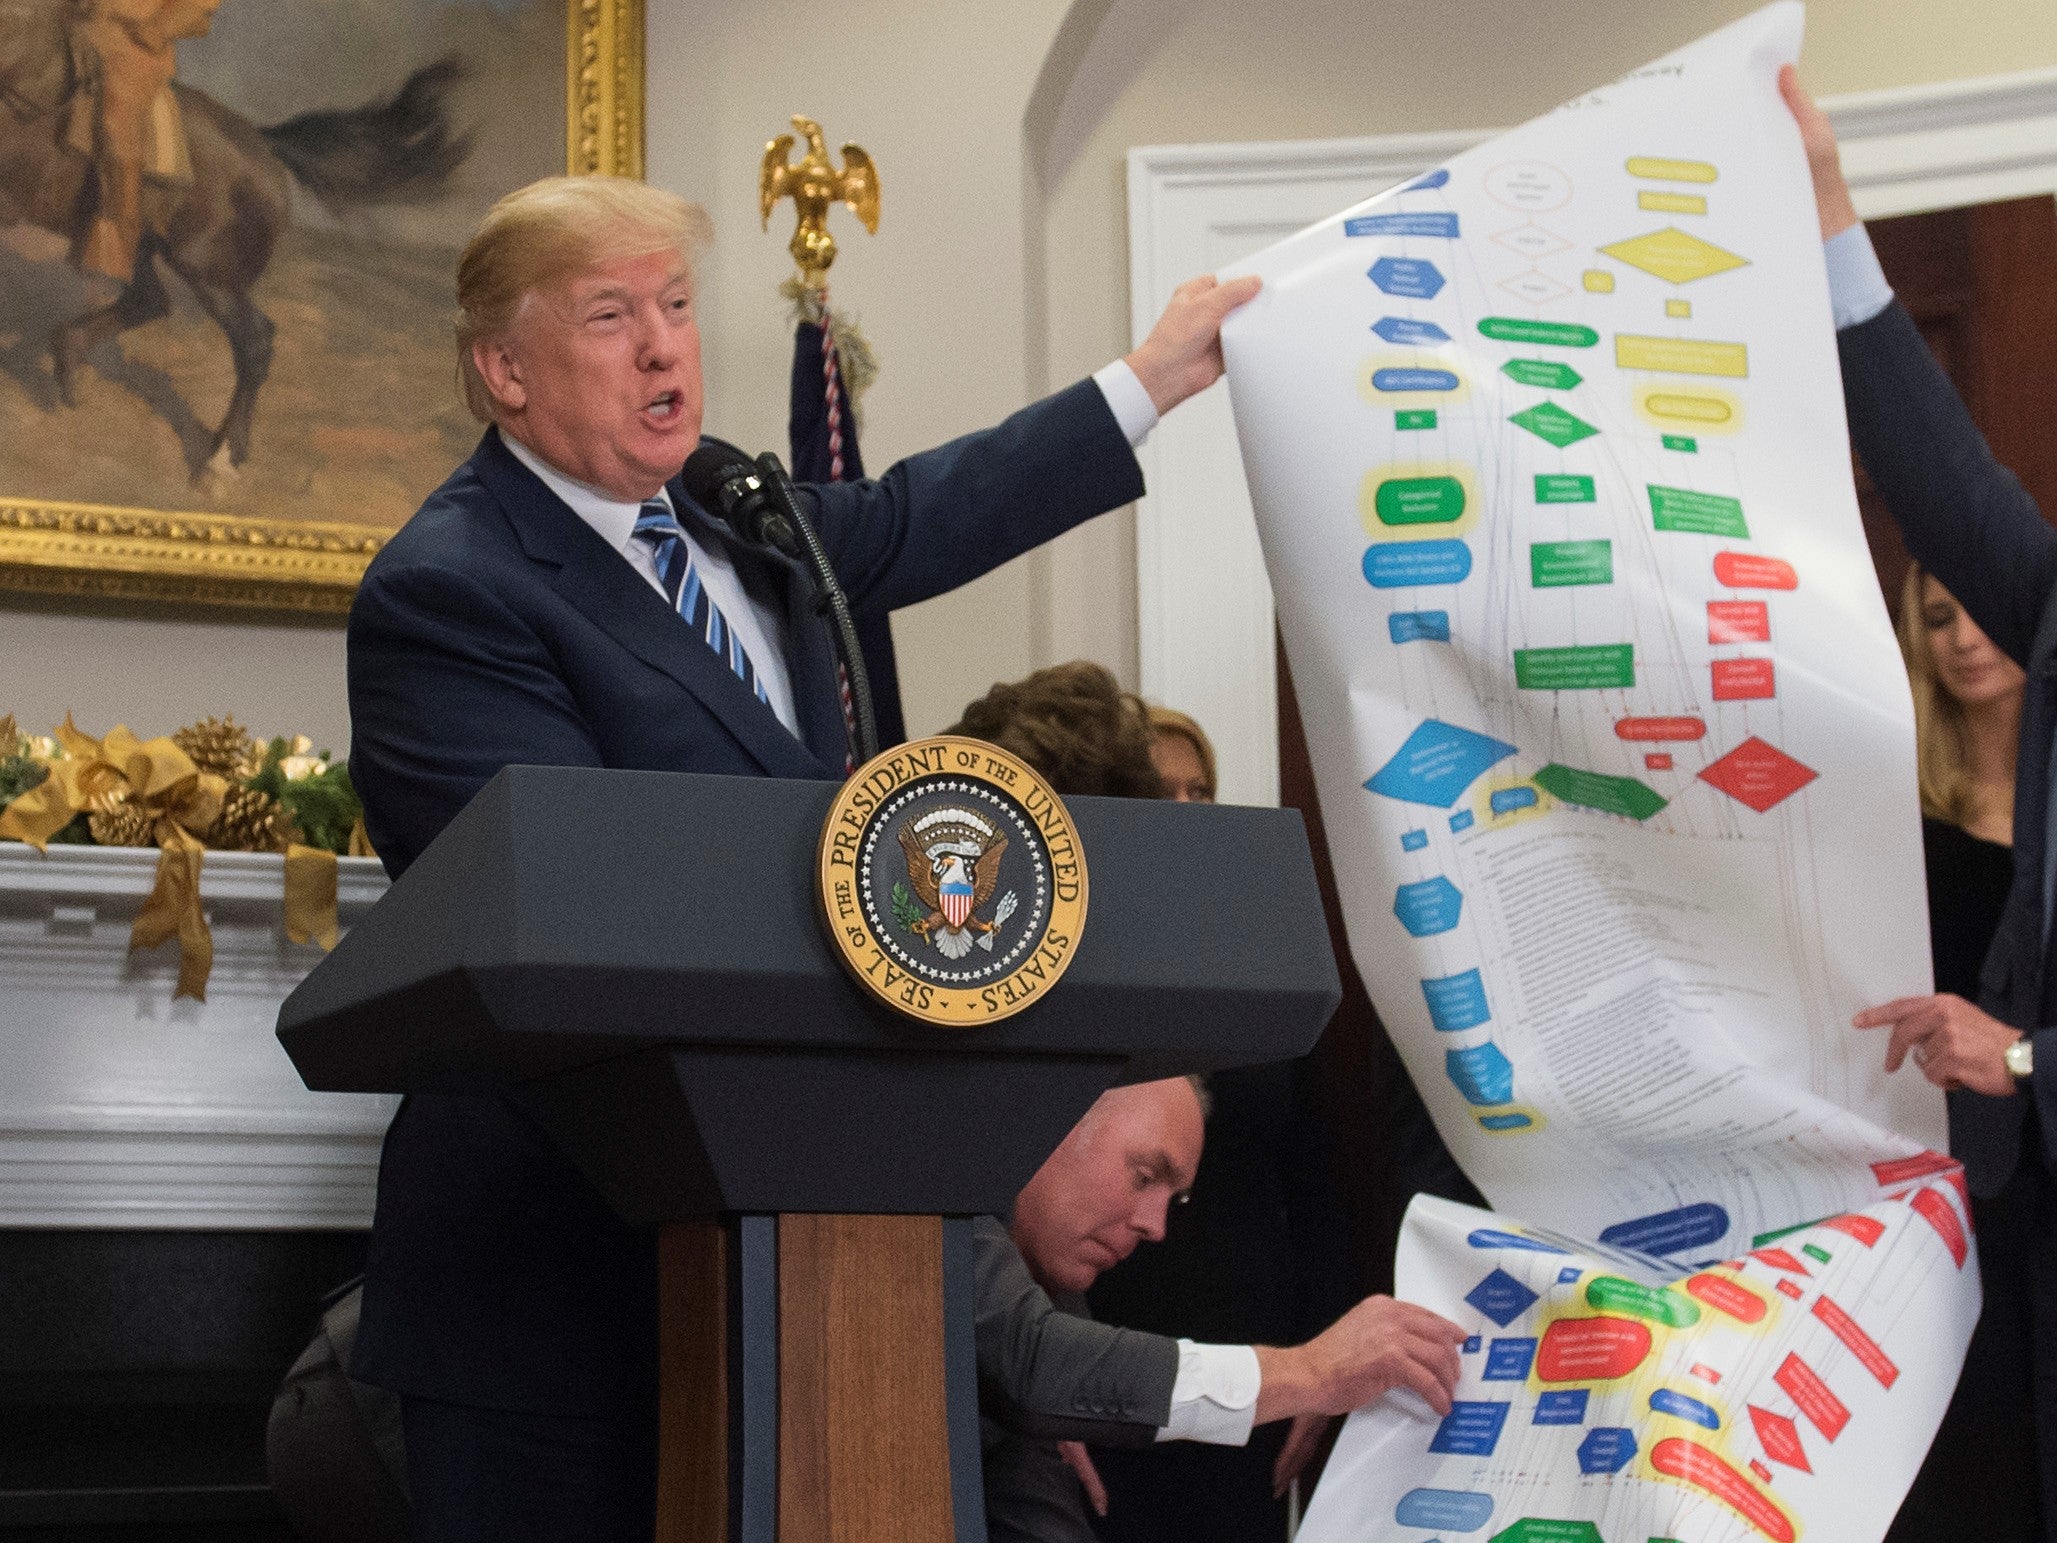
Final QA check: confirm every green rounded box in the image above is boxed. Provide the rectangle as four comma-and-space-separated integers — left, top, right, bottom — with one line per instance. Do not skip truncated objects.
1584, 1275, 1701, 1328
1376, 475, 1467, 526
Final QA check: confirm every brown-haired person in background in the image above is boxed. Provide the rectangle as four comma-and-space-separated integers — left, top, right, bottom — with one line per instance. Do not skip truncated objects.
947, 664, 1465, 1543
1084, 702, 1359, 1543
1145, 705, 1215, 805
1886, 562, 2037, 1543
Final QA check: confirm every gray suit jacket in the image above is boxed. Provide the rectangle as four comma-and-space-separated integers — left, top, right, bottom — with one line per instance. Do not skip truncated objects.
974, 1217, 1180, 1543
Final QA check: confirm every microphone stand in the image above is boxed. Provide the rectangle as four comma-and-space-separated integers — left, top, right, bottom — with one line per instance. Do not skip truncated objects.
751, 454, 880, 769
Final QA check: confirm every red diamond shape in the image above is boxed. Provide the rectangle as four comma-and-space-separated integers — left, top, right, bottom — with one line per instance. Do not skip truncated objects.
1749, 1406, 1812, 1473
1699, 736, 1818, 812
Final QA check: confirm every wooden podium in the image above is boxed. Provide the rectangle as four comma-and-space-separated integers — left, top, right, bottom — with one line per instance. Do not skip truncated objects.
277, 765, 1340, 1542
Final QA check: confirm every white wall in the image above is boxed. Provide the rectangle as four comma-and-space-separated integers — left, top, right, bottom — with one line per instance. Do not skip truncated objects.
9, 0, 2054, 750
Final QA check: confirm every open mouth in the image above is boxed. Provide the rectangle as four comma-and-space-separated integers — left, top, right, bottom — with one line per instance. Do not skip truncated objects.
644, 390, 684, 425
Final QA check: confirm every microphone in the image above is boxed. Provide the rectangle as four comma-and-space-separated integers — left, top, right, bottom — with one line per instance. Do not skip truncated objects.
677, 436, 879, 767
681, 436, 798, 556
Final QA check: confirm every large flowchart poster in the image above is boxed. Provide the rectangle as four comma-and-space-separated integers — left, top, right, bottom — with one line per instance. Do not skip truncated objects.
1218, 7, 1980, 1541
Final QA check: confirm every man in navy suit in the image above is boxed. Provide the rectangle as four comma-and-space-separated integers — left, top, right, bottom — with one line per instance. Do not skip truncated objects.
1782, 71, 2057, 1542
343, 174, 1257, 1541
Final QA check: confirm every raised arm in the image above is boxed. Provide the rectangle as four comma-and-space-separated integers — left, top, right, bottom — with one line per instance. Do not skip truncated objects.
1781, 66, 2057, 664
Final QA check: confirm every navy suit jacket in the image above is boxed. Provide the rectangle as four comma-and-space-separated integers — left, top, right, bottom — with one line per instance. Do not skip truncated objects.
345, 380, 1144, 1416
1839, 300, 2057, 1198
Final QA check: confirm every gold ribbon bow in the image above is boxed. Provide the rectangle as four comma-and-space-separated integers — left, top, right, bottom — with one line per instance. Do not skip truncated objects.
1, 717, 355, 1000
2, 716, 226, 999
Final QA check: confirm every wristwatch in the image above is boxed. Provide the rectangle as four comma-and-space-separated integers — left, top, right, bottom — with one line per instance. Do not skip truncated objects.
2004, 1036, 2035, 1081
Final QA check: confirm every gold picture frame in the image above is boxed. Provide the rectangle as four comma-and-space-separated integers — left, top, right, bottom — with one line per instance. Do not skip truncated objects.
0, 0, 645, 615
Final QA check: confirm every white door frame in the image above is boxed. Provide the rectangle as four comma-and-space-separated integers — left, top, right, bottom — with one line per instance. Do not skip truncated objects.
1127, 69, 2057, 807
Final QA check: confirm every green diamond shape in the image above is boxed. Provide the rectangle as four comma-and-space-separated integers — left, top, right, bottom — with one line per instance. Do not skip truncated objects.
1502, 358, 1584, 390
1509, 400, 1598, 448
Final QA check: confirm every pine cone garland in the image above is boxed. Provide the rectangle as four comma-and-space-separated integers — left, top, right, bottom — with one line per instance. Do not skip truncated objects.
173, 715, 255, 780
88, 800, 157, 847
212, 786, 297, 853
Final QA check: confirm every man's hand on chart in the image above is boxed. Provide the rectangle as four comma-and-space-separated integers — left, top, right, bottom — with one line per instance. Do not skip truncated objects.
1254, 1294, 1467, 1424
1123, 273, 1263, 416
1776, 65, 1859, 242
1854, 992, 2022, 1096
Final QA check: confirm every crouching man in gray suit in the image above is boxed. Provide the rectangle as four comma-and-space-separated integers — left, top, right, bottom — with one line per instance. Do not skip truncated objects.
977, 1076, 1466, 1543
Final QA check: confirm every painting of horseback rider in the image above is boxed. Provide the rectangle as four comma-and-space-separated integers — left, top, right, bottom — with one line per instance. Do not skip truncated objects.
65, 0, 223, 287
0, 0, 582, 568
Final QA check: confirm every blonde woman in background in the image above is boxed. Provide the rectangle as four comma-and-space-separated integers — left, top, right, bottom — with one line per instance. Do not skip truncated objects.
1887, 560, 2035, 1543
1146, 706, 1215, 804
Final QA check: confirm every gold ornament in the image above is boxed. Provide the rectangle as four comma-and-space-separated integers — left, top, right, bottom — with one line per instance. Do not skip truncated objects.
759, 115, 879, 284
213, 786, 297, 853
88, 799, 156, 848
0, 714, 19, 754
172, 715, 256, 780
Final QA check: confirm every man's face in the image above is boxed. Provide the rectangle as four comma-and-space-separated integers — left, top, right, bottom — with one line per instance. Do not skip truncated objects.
1009, 1079, 1204, 1295
477, 247, 704, 501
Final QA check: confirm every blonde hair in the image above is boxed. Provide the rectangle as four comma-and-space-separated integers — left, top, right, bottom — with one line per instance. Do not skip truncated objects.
453, 176, 714, 422
1147, 704, 1217, 801
1898, 561, 2010, 829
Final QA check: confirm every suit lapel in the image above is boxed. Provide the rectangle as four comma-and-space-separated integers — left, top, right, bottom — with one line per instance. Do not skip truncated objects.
471, 431, 835, 780
665, 473, 856, 771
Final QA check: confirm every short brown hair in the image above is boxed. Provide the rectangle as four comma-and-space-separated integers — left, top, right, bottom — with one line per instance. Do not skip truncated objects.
453, 176, 714, 422
948, 662, 1162, 798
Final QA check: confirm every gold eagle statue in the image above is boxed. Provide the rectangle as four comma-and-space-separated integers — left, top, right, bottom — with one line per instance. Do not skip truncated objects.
897, 825, 1008, 944
759, 115, 880, 283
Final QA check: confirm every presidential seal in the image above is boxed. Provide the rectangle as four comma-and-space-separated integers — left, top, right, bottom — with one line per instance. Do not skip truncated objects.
819, 736, 1087, 1027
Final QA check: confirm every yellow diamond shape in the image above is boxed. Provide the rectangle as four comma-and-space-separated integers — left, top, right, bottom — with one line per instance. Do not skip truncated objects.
1599, 226, 1749, 285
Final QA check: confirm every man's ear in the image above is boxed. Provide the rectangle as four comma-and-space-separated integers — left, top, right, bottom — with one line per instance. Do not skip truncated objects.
472, 337, 526, 414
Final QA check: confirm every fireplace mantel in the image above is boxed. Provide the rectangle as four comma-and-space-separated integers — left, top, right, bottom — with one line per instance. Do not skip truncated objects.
0, 843, 394, 1229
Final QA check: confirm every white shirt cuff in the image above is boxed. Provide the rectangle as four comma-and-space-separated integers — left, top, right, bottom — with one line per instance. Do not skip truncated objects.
1824, 223, 1894, 331
1093, 358, 1160, 448
1156, 1340, 1261, 1445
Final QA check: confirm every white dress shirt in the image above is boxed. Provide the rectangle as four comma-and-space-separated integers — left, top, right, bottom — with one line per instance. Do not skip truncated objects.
500, 360, 1159, 745
1160, 1339, 1263, 1444
1824, 223, 1894, 331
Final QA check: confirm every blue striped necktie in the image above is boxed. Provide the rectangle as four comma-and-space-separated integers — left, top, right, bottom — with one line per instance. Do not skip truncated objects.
632, 499, 770, 704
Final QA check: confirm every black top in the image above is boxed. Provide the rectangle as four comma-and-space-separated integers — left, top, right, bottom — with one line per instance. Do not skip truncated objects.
1923, 817, 2014, 1001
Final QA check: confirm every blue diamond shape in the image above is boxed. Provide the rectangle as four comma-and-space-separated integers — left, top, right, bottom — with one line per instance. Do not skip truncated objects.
1465, 1268, 1538, 1327
1365, 720, 1517, 808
